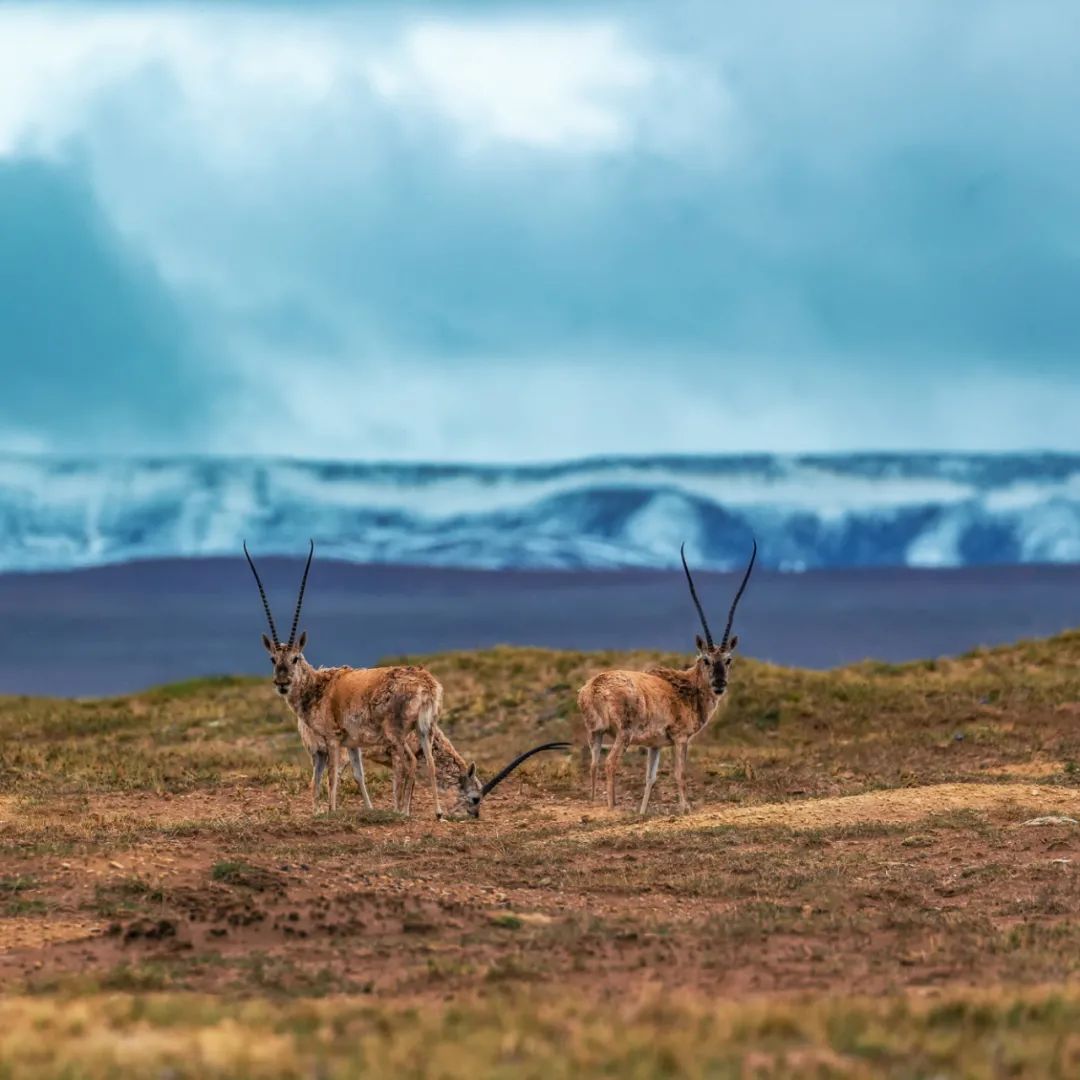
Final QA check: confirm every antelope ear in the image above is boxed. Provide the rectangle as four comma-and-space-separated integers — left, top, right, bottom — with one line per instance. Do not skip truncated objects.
466, 762, 477, 780
297, 631, 307, 651
695, 634, 707, 655
728, 634, 739, 652
261, 633, 274, 654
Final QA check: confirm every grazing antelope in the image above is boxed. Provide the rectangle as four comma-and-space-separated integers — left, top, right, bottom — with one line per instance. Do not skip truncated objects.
356, 731, 571, 820
244, 541, 569, 819
579, 541, 757, 815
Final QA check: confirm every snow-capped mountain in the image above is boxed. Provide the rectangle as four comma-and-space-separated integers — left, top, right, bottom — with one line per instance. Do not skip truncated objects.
0, 453, 1077, 573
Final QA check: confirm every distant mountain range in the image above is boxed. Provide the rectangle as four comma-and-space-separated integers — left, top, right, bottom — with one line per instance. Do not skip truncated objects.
0, 453, 1077, 573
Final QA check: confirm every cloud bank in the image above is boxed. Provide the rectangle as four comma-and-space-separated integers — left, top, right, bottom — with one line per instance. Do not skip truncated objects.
1, 3, 1078, 459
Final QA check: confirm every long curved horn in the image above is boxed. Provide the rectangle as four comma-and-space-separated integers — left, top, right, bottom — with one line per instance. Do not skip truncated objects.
288, 539, 314, 647
243, 541, 279, 645
680, 542, 713, 649
720, 539, 757, 648
479, 741, 571, 799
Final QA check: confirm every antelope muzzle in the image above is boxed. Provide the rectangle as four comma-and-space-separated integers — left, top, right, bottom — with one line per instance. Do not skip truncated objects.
273, 666, 292, 695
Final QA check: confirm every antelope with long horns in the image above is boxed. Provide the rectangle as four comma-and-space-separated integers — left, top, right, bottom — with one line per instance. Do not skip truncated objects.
578, 541, 757, 815
244, 540, 445, 817
244, 541, 569, 819
356, 733, 571, 820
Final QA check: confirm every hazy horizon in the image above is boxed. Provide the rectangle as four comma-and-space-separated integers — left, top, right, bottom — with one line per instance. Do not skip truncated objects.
4, 447, 1080, 466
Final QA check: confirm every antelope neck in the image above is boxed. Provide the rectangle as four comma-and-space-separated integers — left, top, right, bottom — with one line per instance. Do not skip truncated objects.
685, 662, 724, 722
284, 657, 319, 710
432, 731, 470, 788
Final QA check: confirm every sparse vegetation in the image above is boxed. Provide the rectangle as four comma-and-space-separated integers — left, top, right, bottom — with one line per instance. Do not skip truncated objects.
0, 988, 1080, 1077
1, 633, 1079, 1075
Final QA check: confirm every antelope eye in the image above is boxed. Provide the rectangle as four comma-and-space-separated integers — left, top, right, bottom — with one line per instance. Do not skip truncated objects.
292, 657, 299, 664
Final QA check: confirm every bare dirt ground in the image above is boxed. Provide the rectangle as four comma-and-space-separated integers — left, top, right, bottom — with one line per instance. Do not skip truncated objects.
5, 780, 1080, 1002
2, 634, 1080, 1075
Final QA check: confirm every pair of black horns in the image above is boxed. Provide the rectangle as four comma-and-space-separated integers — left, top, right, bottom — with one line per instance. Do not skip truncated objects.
680, 539, 757, 650
243, 539, 314, 648
480, 741, 572, 799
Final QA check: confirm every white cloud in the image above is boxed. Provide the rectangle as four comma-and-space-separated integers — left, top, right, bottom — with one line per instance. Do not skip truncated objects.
0, 8, 350, 160
0, 7, 723, 161
0, 5, 731, 294
216, 353, 1080, 463
370, 20, 652, 151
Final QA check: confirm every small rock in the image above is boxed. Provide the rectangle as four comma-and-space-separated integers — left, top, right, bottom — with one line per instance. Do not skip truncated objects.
515, 912, 555, 926
901, 834, 935, 848
1020, 816, 1079, 827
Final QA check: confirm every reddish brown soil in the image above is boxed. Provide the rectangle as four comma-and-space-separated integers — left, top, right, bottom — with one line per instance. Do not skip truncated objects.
5, 781, 1080, 1001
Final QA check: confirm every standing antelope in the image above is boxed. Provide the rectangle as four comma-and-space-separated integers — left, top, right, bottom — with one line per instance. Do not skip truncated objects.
244, 540, 444, 817
244, 541, 569, 819
579, 541, 757, 815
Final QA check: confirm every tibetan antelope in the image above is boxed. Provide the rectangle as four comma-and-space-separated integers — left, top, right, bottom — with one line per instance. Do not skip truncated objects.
355, 730, 571, 820
244, 540, 445, 817
579, 541, 757, 815
244, 541, 569, 819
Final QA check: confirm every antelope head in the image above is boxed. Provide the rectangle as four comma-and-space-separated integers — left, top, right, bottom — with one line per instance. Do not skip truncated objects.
439, 742, 571, 821
681, 540, 757, 696
244, 540, 314, 697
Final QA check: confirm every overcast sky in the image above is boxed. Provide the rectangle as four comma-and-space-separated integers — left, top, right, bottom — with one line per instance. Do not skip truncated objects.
1, 2, 1078, 461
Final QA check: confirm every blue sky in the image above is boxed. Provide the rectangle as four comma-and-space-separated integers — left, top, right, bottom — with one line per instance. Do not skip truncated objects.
1, 2, 1078, 461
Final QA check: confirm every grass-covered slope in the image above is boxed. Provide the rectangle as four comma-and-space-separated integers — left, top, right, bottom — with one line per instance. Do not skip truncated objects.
3, 631, 1079, 800
1, 633, 1080, 1077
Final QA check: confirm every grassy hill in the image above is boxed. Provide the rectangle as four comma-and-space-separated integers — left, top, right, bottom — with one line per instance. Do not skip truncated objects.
4, 632, 1079, 801
1, 633, 1079, 1076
